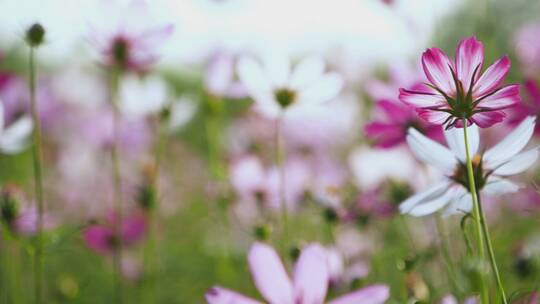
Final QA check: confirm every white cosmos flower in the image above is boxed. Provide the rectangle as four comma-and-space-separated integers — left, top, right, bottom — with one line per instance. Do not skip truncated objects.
0, 101, 33, 154
401, 116, 538, 217
237, 54, 343, 119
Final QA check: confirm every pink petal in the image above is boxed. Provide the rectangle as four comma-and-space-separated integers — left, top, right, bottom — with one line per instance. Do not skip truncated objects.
248, 242, 294, 304
205, 286, 262, 304
477, 84, 520, 110
83, 226, 114, 255
328, 284, 390, 304
474, 56, 510, 97
377, 99, 412, 122
455, 37, 484, 92
293, 244, 329, 304
421, 48, 456, 94
122, 214, 147, 245
399, 88, 446, 108
470, 110, 506, 128
417, 109, 451, 125
524, 79, 540, 106
364, 122, 406, 148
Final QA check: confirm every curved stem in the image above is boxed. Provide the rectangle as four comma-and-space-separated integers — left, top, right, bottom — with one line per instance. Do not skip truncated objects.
275, 114, 288, 255
29, 47, 45, 304
477, 193, 508, 303
462, 118, 488, 304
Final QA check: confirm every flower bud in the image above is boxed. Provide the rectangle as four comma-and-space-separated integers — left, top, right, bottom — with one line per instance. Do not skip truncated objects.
253, 224, 272, 241
25, 23, 46, 47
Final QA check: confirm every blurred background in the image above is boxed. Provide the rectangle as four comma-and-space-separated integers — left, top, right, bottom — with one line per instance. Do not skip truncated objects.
0, 0, 539, 303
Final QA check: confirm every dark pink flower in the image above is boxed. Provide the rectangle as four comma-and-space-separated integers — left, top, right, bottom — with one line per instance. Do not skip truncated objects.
399, 36, 520, 128
364, 98, 443, 148
508, 79, 540, 135
83, 212, 147, 255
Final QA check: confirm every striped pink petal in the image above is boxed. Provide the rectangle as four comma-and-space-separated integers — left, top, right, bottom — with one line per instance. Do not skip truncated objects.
455, 37, 484, 92
477, 84, 520, 110
474, 56, 510, 97
399, 88, 446, 108
417, 109, 451, 125
422, 48, 456, 95
470, 110, 506, 128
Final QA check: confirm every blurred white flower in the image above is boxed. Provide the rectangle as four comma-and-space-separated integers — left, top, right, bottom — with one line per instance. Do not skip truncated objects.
0, 101, 33, 154
401, 117, 539, 217
168, 95, 197, 132
237, 54, 343, 119
119, 75, 168, 118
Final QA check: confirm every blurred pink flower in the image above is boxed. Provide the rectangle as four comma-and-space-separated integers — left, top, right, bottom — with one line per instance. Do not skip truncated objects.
237, 54, 343, 119
205, 50, 247, 99
399, 36, 520, 128
515, 22, 540, 77
205, 242, 389, 304
83, 212, 147, 255
89, 0, 174, 73
508, 79, 540, 135
365, 99, 443, 148
12, 206, 57, 236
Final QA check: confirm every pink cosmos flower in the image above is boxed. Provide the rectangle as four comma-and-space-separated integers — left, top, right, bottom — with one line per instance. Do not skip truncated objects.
365, 99, 443, 148
508, 79, 540, 135
90, 0, 174, 73
399, 36, 520, 128
83, 212, 147, 255
205, 242, 389, 304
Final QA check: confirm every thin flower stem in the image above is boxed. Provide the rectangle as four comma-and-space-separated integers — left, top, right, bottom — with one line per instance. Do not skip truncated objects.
109, 67, 124, 304
435, 214, 462, 297
28, 46, 45, 304
275, 114, 289, 256
476, 193, 508, 303
461, 118, 489, 304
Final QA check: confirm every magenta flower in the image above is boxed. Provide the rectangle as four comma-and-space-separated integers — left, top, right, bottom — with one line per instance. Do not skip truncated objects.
205, 242, 389, 304
508, 79, 540, 135
83, 212, 146, 255
399, 36, 520, 128
365, 98, 443, 148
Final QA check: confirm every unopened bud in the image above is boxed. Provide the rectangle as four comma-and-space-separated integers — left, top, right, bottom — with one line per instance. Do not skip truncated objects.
26, 23, 46, 47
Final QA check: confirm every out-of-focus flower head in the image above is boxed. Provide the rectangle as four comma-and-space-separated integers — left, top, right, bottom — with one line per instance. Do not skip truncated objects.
89, 0, 174, 73
401, 117, 538, 216
204, 50, 247, 99
0, 98, 33, 154
514, 22, 540, 77
237, 54, 343, 119
508, 79, 540, 135
205, 242, 389, 304
83, 211, 147, 255
399, 36, 520, 129
119, 74, 168, 118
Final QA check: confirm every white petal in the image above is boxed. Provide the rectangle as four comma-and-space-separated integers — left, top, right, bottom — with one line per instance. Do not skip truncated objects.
408, 186, 459, 216
443, 191, 472, 217
483, 177, 521, 195
293, 244, 329, 304
289, 56, 325, 90
263, 54, 290, 88
297, 73, 343, 105
0, 116, 33, 154
406, 128, 456, 171
444, 124, 479, 162
492, 148, 539, 176
168, 97, 197, 131
484, 116, 536, 167
0, 101, 5, 133
399, 181, 451, 214
237, 57, 272, 96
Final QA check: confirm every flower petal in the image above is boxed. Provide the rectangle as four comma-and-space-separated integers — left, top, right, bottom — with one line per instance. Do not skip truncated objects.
298, 73, 343, 105
0, 116, 33, 154
248, 242, 294, 304
264, 54, 290, 88
237, 57, 272, 96
492, 148, 539, 176
484, 116, 536, 167
477, 84, 520, 110
205, 286, 262, 304
483, 177, 521, 195
406, 128, 456, 171
293, 244, 329, 304
417, 109, 452, 125
289, 56, 325, 90
474, 56, 510, 97
399, 181, 452, 214
421, 48, 456, 94
408, 186, 459, 216
443, 124, 479, 162
443, 192, 472, 217
469, 111, 505, 128
328, 284, 390, 304
399, 88, 446, 108
455, 37, 484, 92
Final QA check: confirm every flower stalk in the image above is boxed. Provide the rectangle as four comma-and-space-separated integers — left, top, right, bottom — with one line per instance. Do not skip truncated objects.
274, 114, 289, 255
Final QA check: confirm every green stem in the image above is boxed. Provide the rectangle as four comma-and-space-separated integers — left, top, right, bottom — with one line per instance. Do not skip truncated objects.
275, 115, 289, 255
109, 68, 123, 304
477, 193, 508, 303
435, 214, 461, 297
462, 118, 488, 304
28, 46, 45, 304
205, 95, 225, 180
